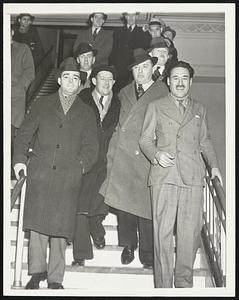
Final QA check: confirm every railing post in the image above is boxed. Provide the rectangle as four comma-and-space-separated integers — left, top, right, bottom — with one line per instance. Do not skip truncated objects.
12, 179, 27, 289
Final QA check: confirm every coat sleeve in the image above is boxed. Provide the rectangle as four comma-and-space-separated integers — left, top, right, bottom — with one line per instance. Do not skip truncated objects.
139, 102, 159, 163
13, 99, 40, 165
76, 107, 99, 174
199, 107, 219, 169
73, 30, 83, 53
20, 45, 35, 90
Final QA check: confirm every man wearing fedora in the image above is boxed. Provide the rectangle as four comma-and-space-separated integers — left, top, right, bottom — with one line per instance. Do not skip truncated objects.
148, 37, 175, 84
100, 49, 168, 268
72, 65, 120, 266
13, 57, 99, 289
74, 42, 97, 93
110, 12, 151, 91
139, 61, 222, 287
143, 16, 166, 40
73, 12, 113, 66
13, 13, 45, 67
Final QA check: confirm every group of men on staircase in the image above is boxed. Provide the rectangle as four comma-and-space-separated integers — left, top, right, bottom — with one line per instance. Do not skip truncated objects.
11, 12, 223, 290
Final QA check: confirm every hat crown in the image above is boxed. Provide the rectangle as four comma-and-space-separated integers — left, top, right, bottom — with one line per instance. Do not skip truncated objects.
128, 48, 158, 69
150, 37, 170, 49
149, 16, 165, 26
59, 57, 80, 72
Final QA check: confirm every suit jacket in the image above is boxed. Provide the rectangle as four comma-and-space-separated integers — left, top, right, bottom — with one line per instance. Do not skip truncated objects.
11, 41, 35, 128
77, 88, 121, 215
110, 25, 151, 90
100, 79, 168, 219
13, 92, 99, 241
139, 94, 219, 187
73, 27, 113, 66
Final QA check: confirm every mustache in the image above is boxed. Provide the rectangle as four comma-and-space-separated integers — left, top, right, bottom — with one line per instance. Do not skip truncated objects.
176, 85, 185, 88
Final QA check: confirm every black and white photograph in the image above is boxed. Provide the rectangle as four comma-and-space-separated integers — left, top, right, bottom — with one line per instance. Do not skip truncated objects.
3, 2, 235, 297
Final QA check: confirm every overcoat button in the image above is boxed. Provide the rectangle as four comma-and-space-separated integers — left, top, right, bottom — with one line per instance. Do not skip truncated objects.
59, 124, 63, 128
122, 128, 126, 132
53, 165, 56, 170
135, 150, 139, 155
56, 144, 60, 149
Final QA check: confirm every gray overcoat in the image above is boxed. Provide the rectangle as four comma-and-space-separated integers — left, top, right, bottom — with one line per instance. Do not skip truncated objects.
100, 79, 168, 220
13, 92, 99, 241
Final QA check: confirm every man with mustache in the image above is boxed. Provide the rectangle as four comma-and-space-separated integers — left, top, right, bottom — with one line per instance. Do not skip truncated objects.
139, 61, 222, 288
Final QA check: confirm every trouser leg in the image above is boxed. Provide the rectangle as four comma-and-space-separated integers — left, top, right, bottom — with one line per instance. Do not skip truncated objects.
28, 230, 48, 274
174, 186, 204, 288
151, 184, 178, 288
117, 210, 138, 249
47, 236, 67, 284
138, 217, 153, 264
89, 215, 106, 240
72, 214, 93, 260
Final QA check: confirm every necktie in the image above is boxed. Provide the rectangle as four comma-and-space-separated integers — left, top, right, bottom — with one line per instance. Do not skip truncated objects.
80, 71, 87, 86
93, 28, 98, 41
99, 96, 104, 110
177, 99, 186, 115
128, 25, 132, 32
136, 84, 144, 99
152, 67, 161, 81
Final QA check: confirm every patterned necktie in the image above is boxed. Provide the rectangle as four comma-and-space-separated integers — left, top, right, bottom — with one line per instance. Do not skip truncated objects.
99, 96, 104, 110
136, 84, 144, 99
93, 28, 98, 41
177, 99, 186, 115
80, 71, 87, 86
152, 67, 161, 81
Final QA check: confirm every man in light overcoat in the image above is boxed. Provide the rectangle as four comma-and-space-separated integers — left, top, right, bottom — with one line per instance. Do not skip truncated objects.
13, 57, 99, 289
139, 60, 222, 288
100, 48, 168, 268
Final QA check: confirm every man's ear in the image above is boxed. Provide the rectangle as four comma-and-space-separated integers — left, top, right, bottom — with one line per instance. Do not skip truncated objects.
189, 78, 193, 87
76, 57, 80, 64
57, 77, 61, 85
92, 77, 96, 85
92, 57, 96, 65
167, 77, 170, 86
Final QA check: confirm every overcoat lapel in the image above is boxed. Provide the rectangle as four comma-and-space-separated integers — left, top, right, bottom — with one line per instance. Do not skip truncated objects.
158, 95, 183, 124
51, 92, 65, 121
180, 97, 198, 128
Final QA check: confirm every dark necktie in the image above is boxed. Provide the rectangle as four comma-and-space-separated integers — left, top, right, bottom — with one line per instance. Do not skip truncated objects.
80, 71, 87, 86
99, 96, 104, 110
152, 67, 161, 81
136, 84, 144, 99
93, 28, 98, 41
177, 99, 186, 115
128, 25, 132, 32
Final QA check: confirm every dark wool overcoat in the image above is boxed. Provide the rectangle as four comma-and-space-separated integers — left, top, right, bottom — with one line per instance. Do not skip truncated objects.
13, 92, 99, 241
100, 79, 168, 220
77, 88, 120, 216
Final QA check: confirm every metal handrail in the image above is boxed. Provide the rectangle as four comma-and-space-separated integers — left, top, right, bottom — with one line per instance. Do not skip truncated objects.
201, 152, 226, 287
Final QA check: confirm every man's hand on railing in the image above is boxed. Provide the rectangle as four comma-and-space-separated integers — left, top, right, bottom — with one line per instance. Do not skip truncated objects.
14, 163, 27, 180
211, 167, 223, 187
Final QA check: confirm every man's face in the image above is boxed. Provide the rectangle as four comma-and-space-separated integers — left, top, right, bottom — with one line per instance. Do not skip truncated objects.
92, 71, 115, 96
58, 71, 81, 96
163, 30, 174, 41
150, 47, 169, 66
18, 16, 32, 30
91, 13, 105, 28
77, 51, 95, 71
168, 67, 192, 99
125, 14, 137, 26
149, 24, 162, 38
132, 59, 153, 85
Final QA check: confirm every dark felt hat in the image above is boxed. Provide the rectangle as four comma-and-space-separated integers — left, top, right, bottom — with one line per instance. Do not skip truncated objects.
74, 43, 97, 58
56, 57, 80, 80
17, 13, 35, 21
147, 37, 171, 52
149, 16, 165, 27
89, 12, 108, 21
128, 48, 158, 69
92, 64, 118, 80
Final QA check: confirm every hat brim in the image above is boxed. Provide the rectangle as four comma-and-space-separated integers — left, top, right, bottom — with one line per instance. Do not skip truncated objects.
75, 48, 98, 57
128, 56, 158, 70
92, 66, 118, 80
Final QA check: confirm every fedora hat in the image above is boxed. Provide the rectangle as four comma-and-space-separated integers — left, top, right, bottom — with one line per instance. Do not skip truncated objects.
89, 12, 108, 21
149, 16, 165, 27
147, 37, 171, 53
92, 64, 118, 80
128, 48, 158, 70
56, 57, 80, 80
74, 43, 97, 58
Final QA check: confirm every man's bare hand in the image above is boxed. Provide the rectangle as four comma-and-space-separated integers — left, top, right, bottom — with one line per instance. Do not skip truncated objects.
155, 152, 175, 168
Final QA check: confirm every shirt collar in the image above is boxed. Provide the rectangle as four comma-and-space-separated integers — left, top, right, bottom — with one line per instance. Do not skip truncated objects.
92, 88, 112, 104
137, 79, 154, 92
80, 69, 92, 78
127, 24, 136, 31
169, 93, 190, 107
92, 27, 101, 34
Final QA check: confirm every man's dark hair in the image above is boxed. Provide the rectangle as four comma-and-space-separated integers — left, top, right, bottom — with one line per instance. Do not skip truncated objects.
16, 13, 35, 22
162, 26, 176, 40
168, 61, 195, 78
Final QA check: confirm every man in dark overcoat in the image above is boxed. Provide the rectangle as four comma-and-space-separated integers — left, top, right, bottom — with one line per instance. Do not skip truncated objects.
72, 64, 120, 267
110, 12, 151, 91
73, 12, 113, 66
139, 61, 223, 287
100, 49, 168, 269
13, 57, 99, 289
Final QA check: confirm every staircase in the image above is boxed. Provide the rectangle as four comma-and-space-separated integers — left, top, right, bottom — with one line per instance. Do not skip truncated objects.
10, 183, 214, 292
9, 71, 214, 292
